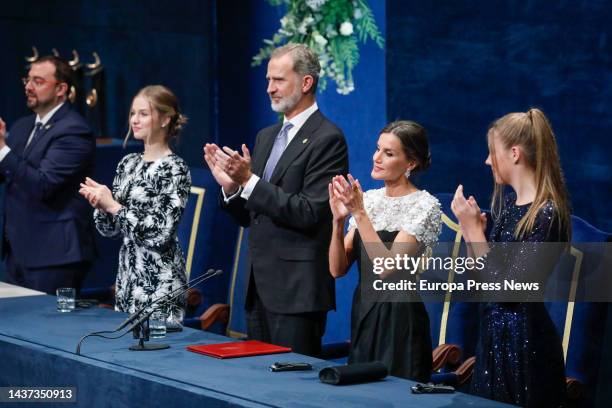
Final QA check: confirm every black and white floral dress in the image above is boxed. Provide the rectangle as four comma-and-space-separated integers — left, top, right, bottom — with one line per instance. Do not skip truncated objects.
94, 153, 191, 324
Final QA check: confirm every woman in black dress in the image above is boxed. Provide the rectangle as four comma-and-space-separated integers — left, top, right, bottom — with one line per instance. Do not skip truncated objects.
328, 121, 441, 381
451, 108, 571, 407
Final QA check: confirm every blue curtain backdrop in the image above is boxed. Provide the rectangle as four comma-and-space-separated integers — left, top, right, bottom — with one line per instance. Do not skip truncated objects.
387, 0, 612, 232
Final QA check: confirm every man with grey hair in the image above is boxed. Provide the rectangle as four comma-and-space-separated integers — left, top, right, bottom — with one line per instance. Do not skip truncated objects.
204, 43, 349, 356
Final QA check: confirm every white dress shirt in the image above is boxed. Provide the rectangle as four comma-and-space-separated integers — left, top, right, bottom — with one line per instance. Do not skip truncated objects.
222, 102, 319, 202
0, 102, 65, 162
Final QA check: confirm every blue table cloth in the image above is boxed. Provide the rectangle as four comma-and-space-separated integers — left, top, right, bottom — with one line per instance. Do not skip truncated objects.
0, 295, 511, 408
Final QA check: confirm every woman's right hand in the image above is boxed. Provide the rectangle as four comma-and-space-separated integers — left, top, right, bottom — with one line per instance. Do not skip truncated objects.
79, 177, 122, 214
451, 184, 487, 240
329, 181, 349, 221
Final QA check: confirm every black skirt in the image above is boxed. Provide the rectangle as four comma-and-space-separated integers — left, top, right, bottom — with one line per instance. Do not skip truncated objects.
349, 230, 432, 382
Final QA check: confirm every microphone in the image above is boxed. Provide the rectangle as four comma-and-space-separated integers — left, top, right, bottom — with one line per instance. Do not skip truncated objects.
76, 269, 223, 355
113, 268, 220, 332
124, 269, 224, 333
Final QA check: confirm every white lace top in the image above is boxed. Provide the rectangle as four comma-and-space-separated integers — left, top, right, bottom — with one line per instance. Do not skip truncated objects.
348, 188, 442, 248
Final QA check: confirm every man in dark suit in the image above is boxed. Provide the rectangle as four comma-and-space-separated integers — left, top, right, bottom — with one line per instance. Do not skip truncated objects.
0, 56, 96, 294
204, 44, 349, 356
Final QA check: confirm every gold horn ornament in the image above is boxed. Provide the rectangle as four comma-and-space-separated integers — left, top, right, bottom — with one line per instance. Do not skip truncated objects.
25, 46, 39, 63
86, 52, 101, 70
69, 49, 80, 68
68, 86, 77, 103
86, 89, 98, 108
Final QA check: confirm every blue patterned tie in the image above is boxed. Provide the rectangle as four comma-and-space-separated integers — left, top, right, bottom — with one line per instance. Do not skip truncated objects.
26, 122, 43, 149
263, 122, 293, 181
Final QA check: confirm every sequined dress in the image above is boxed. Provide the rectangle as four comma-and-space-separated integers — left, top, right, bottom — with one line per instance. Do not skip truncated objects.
347, 188, 442, 381
472, 195, 567, 407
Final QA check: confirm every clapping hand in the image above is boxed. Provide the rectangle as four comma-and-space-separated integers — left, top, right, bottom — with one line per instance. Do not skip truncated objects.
450, 184, 487, 239
216, 145, 252, 186
203, 143, 239, 194
79, 177, 122, 214
331, 174, 364, 215
328, 180, 349, 221
0, 117, 6, 148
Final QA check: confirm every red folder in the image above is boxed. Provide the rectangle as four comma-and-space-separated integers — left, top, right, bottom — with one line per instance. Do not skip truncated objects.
186, 340, 291, 359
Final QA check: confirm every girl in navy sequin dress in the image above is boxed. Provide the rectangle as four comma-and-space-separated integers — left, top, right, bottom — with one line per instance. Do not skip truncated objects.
451, 108, 571, 407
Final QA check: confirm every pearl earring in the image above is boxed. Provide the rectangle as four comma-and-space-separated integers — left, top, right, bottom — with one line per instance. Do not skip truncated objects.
405, 169, 411, 178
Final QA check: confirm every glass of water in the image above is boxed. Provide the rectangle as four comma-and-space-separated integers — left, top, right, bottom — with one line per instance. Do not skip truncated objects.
56, 288, 76, 312
149, 310, 167, 338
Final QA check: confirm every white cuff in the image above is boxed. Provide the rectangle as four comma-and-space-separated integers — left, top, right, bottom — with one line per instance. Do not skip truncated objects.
0, 145, 11, 162
240, 174, 260, 200
222, 186, 243, 203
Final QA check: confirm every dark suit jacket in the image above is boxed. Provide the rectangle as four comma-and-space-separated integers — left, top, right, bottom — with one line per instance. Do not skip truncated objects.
0, 103, 97, 268
222, 110, 349, 314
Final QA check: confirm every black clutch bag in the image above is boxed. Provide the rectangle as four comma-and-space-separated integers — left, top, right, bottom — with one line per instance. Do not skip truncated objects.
319, 362, 388, 385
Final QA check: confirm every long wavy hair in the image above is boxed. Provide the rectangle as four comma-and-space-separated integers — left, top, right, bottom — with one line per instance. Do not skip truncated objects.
488, 108, 571, 240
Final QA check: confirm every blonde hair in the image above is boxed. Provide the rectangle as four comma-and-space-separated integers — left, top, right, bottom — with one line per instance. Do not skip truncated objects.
488, 108, 571, 240
124, 85, 188, 147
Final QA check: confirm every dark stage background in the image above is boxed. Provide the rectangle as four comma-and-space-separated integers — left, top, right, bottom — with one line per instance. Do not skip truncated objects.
0, 1, 610, 405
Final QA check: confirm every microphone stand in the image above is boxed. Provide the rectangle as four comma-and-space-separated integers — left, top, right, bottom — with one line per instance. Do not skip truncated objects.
128, 308, 169, 351
114, 269, 219, 332
76, 269, 223, 355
